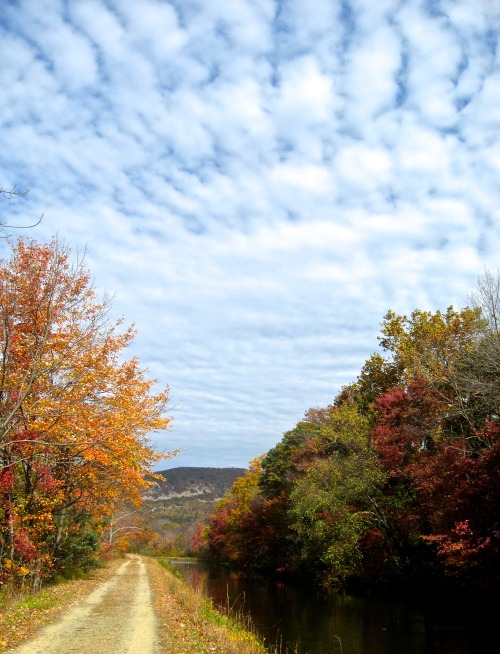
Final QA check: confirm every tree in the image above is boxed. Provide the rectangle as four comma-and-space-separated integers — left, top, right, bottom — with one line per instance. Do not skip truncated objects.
377, 306, 485, 386
260, 416, 323, 498
288, 401, 385, 586
370, 377, 446, 559
0, 238, 173, 587
359, 306, 487, 442
369, 370, 500, 589
419, 421, 500, 589
289, 452, 385, 586
469, 269, 500, 334
204, 457, 265, 566
357, 354, 400, 409
455, 270, 500, 427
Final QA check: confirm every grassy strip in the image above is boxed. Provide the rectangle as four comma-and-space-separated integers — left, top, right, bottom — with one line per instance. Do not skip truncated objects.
147, 557, 270, 654
0, 560, 121, 651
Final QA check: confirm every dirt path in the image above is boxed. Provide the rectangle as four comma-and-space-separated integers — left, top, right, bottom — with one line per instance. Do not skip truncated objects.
6, 555, 158, 654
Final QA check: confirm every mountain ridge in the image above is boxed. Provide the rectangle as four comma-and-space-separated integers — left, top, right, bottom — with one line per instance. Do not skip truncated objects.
145, 466, 247, 501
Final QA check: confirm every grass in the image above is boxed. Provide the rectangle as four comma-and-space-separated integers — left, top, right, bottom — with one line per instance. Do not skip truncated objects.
149, 557, 270, 653
0, 587, 61, 632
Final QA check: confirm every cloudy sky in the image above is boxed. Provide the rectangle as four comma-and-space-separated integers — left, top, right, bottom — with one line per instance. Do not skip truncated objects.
0, 0, 499, 470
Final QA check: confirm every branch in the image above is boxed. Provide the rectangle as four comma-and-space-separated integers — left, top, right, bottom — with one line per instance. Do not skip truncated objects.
0, 187, 29, 200
1, 213, 43, 233
0, 187, 43, 237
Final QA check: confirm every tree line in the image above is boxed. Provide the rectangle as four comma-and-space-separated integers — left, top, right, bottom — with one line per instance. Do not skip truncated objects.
0, 238, 173, 590
201, 273, 500, 594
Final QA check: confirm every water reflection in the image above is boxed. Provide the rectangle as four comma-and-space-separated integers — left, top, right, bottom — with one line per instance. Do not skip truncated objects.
168, 560, 494, 654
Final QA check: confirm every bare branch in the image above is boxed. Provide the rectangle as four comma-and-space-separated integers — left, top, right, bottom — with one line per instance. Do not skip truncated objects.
1, 213, 43, 232
0, 187, 30, 200
1, 187, 43, 236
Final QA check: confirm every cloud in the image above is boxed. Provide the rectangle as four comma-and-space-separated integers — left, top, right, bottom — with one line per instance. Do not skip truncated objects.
0, 0, 499, 468
343, 25, 402, 123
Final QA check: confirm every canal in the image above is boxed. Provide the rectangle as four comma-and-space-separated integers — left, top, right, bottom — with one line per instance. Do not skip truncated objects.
169, 559, 495, 654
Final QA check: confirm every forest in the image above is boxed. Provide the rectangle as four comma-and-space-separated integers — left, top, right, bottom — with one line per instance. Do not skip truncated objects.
202, 272, 500, 595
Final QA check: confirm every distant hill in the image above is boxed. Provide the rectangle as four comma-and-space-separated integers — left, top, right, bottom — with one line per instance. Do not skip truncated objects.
144, 466, 247, 501
142, 467, 248, 552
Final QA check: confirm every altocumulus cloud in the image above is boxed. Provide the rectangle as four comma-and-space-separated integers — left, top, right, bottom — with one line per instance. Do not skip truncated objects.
0, 0, 499, 468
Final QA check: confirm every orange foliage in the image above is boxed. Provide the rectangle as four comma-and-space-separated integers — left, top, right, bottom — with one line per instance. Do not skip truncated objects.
0, 238, 174, 586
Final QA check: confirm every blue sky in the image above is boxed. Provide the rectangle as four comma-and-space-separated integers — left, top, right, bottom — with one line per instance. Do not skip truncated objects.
0, 0, 499, 470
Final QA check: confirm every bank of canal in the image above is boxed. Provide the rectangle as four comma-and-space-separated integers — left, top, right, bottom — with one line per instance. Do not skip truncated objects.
168, 559, 496, 654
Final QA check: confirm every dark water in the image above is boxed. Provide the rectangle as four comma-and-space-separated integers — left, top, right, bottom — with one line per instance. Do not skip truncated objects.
168, 560, 495, 654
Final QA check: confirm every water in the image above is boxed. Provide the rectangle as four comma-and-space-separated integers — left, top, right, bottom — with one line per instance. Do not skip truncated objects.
168, 559, 495, 654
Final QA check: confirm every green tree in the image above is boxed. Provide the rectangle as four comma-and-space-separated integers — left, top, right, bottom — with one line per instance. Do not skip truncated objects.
288, 402, 385, 586
260, 418, 322, 497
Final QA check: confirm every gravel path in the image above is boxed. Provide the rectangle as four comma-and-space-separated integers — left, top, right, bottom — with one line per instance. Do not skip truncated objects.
7, 555, 158, 654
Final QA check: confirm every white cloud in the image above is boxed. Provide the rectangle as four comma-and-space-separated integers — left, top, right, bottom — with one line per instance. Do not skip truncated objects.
112, 0, 188, 61
337, 144, 392, 186
343, 25, 401, 124
461, 72, 500, 141
0, 0, 498, 468
274, 55, 335, 126
269, 163, 333, 193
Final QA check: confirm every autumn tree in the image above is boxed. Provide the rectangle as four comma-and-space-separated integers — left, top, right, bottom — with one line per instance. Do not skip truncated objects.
367, 281, 500, 587
257, 411, 330, 569
204, 457, 265, 567
0, 238, 173, 587
358, 306, 487, 439
419, 421, 500, 588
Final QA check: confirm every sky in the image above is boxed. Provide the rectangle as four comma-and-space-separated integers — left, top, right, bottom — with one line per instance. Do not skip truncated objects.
0, 0, 499, 470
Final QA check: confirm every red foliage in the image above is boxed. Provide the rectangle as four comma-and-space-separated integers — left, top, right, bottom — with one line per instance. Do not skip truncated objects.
372, 377, 500, 584
12, 527, 38, 562
0, 469, 14, 493
359, 527, 391, 578
190, 522, 205, 555
417, 422, 500, 580
372, 376, 444, 477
